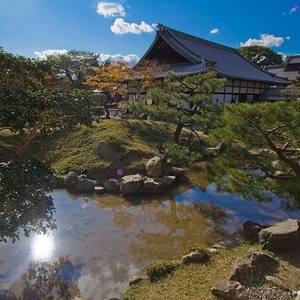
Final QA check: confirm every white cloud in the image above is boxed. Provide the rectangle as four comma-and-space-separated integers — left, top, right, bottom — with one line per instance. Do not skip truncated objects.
283, 3, 298, 15
34, 49, 68, 59
99, 53, 139, 65
240, 34, 284, 47
111, 18, 156, 35
96, 2, 125, 18
289, 4, 299, 14
210, 28, 219, 34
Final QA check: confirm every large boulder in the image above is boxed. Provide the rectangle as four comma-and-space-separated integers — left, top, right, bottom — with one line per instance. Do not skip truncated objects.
74, 178, 96, 193
211, 279, 249, 300
142, 177, 166, 193
104, 179, 120, 193
258, 218, 300, 252
120, 174, 144, 194
230, 248, 279, 285
145, 156, 162, 177
64, 172, 78, 189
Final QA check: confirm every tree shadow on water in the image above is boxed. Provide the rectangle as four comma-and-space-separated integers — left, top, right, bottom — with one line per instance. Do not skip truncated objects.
20, 256, 85, 300
0, 158, 57, 243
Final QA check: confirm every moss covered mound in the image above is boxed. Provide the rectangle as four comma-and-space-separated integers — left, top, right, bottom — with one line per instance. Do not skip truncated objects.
0, 119, 175, 179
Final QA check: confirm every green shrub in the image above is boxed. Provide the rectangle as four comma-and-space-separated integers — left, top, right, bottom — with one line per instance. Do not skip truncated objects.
142, 260, 180, 282
163, 141, 203, 166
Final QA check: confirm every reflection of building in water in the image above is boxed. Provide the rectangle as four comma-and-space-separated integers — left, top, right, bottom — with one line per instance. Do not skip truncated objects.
128, 24, 289, 104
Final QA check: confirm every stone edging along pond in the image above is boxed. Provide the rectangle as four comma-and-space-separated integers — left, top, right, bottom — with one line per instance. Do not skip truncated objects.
63, 156, 184, 195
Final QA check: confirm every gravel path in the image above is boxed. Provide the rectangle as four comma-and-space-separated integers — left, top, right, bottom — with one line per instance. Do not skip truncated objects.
246, 285, 295, 300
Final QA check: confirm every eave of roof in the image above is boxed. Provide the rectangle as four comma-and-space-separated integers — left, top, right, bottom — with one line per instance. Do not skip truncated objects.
285, 55, 300, 65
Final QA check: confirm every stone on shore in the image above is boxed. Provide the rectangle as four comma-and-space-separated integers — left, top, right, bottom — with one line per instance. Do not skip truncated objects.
120, 174, 144, 194
104, 179, 120, 193
258, 218, 300, 252
211, 279, 249, 300
146, 156, 162, 177
230, 248, 279, 285
181, 250, 209, 265
64, 171, 79, 189
73, 178, 96, 193
142, 177, 166, 193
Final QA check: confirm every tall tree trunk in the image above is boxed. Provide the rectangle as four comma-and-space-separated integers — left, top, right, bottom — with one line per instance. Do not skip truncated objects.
174, 123, 184, 144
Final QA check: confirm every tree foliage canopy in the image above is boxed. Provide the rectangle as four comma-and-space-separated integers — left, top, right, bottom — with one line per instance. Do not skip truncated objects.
84, 60, 133, 96
46, 50, 100, 89
130, 71, 226, 143
210, 101, 300, 205
239, 46, 283, 67
0, 47, 96, 160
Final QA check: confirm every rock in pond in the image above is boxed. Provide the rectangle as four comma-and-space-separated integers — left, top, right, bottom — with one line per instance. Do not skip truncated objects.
120, 174, 144, 194
142, 177, 166, 193
146, 156, 162, 177
64, 171, 78, 189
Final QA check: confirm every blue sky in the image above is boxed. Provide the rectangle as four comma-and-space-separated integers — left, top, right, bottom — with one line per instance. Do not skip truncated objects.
0, 0, 299, 63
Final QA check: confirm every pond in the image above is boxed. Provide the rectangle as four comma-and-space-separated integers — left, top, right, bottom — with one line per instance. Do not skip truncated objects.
1, 166, 300, 299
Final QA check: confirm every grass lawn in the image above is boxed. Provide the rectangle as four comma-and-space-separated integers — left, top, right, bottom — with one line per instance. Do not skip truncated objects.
123, 243, 300, 300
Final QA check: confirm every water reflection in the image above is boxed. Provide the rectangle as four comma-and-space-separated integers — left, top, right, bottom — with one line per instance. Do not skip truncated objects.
31, 234, 55, 260
20, 256, 82, 300
175, 185, 300, 231
1, 182, 300, 299
0, 159, 57, 243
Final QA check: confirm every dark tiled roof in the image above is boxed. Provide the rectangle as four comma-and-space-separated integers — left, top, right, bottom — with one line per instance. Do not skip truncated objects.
156, 62, 206, 77
140, 25, 289, 85
265, 55, 300, 80
285, 55, 300, 64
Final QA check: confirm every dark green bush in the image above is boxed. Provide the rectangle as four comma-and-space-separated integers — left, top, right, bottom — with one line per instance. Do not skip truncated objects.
142, 260, 180, 282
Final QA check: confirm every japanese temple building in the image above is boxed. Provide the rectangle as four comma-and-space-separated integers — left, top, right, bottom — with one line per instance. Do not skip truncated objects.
128, 24, 289, 103
264, 55, 300, 81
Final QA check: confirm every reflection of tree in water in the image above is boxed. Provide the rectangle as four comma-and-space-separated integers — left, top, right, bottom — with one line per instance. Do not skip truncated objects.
209, 157, 300, 209
21, 256, 84, 300
93, 191, 228, 262
94, 194, 136, 229
0, 158, 57, 243
194, 200, 228, 224
129, 199, 228, 262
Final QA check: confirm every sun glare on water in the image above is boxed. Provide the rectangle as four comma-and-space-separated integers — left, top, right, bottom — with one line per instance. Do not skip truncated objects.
31, 234, 55, 260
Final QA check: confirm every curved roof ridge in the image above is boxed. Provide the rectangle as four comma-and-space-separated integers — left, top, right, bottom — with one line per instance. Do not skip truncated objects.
161, 24, 237, 53
135, 29, 161, 66
158, 25, 202, 63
